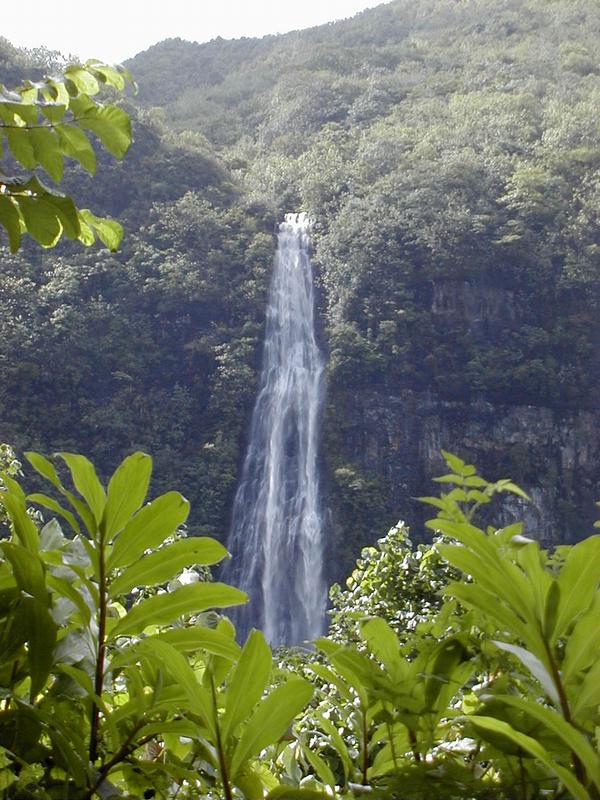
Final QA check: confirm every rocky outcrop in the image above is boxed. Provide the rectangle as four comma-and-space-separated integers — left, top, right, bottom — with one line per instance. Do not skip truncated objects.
325, 387, 600, 581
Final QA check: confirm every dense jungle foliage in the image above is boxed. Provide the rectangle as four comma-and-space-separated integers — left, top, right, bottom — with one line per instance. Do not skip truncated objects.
0, 448, 599, 800
2, 0, 600, 575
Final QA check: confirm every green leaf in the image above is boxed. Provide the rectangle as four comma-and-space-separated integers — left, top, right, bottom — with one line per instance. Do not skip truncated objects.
493, 694, 600, 790
468, 716, 590, 800
80, 105, 132, 159
360, 617, 404, 679
572, 659, 600, 719
230, 678, 313, 779
441, 451, 466, 474
152, 627, 241, 660
64, 66, 100, 95
109, 582, 247, 638
543, 579, 561, 640
27, 493, 80, 534
46, 574, 92, 624
56, 125, 96, 174
122, 638, 215, 733
562, 595, 600, 681
5, 127, 36, 169
16, 195, 62, 247
314, 711, 352, 784
300, 741, 336, 789
222, 629, 272, 744
25, 452, 63, 490
57, 453, 106, 527
0, 196, 23, 252
108, 491, 190, 570
266, 789, 331, 799
0, 543, 47, 603
555, 536, 600, 639
0, 485, 39, 551
22, 596, 58, 697
79, 209, 123, 251
29, 127, 63, 182
104, 452, 152, 540
109, 537, 228, 597
492, 641, 560, 706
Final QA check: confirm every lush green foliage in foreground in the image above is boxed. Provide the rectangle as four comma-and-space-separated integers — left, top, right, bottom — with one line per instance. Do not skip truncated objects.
0, 61, 133, 251
0, 450, 599, 799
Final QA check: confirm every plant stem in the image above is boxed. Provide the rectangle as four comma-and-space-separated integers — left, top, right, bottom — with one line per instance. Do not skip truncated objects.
361, 708, 369, 785
543, 640, 586, 786
210, 671, 233, 800
89, 527, 108, 764
409, 729, 421, 763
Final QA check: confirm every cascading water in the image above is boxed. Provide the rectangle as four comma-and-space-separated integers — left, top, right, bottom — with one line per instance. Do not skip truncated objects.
224, 213, 326, 646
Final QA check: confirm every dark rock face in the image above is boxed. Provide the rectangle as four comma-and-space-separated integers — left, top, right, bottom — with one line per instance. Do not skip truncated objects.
325, 387, 600, 581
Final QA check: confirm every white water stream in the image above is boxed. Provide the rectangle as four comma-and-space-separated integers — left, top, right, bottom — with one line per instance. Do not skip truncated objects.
224, 213, 326, 645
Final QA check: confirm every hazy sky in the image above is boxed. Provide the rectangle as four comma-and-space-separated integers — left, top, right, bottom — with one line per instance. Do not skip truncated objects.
4, 1, 386, 64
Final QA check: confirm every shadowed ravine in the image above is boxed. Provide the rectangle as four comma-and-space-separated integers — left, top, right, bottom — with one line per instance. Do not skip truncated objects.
224, 213, 327, 645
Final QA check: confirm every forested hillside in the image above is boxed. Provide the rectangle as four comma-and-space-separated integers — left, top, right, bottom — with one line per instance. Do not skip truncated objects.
2, 0, 600, 579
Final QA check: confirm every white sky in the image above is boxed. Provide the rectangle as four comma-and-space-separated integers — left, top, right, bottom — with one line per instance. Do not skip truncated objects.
4, 1, 387, 64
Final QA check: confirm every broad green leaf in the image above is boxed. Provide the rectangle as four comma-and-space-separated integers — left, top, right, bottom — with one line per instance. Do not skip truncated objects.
44, 722, 89, 787
46, 574, 91, 624
222, 629, 272, 743
79, 209, 123, 252
27, 493, 80, 534
0, 543, 46, 603
310, 663, 354, 703
153, 627, 241, 660
441, 451, 466, 474
15, 195, 62, 247
266, 789, 331, 799
0, 486, 39, 551
108, 491, 190, 570
123, 638, 215, 733
572, 659, 600, 719
555, 536, 600, 638
109, 582, 247, 638
29, 458, 98, 531
0, 196, 23, 252
493, 641, 560, 706
360, 617, 404, 680
56, 125, 96, 174
543, 579, 561, 640
446, 582, 535, 647
58, 453, 106, 527
300, 741, 336, 788
230, 678, 313, 779
104, 452, 152, 540
25, 452, 63, 490
22, 596, 58, 697
43, 194, 80, 239
29, 127, 63, 182
88, 63, 128, 91
425, 637, 471, 710
314, 711, 352, 784
469, 716, 590, 800
109, 537, 228, 597
439, 539, 534, 624
562, 595, 600, 681
493, 694, 600, 790
5, 127, 35, 169
64, 66, 100, 95
80, 105, 132, 158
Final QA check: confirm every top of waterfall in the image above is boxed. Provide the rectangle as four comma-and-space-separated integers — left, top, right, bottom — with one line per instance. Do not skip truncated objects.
282, 212, 311, 230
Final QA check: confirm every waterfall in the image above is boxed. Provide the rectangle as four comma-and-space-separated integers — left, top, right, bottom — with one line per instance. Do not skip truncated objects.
224, 213, 326, 646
